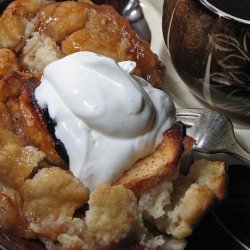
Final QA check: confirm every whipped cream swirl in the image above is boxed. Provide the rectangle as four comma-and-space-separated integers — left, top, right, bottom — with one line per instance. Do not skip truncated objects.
35, 52, 175, 190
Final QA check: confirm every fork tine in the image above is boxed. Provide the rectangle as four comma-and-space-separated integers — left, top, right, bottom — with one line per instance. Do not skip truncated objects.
176, 108, 201, 126
175, 116, 197, 139
176, 118, 197, 138
176, 108, 250, 165
176, 108, 204, 139
184, 125, 197, 139
176, 108, 206, 116
176, 115, 197, 127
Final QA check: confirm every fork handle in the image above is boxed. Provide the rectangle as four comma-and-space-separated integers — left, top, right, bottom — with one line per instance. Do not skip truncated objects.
226, 142, 250, 166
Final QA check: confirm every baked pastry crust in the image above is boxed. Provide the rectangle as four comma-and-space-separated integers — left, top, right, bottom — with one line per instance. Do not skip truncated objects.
0, 0, 165, 87
0, 71, 65, 166
115, 122, 186, 196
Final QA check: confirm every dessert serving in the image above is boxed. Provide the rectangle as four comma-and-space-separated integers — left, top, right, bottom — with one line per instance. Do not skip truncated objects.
0, 0, 228, 249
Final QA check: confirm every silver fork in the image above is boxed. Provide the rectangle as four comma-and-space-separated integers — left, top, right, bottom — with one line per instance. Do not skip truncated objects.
122, 0, 151, 42
176, 108, 250, 165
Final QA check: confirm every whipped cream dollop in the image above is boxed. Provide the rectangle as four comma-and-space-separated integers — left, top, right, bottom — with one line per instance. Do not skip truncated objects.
35, 52, 175, 191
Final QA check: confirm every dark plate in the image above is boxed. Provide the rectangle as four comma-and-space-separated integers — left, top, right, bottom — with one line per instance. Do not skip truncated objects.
186, 164, 250, 250
0, 164, 249, 250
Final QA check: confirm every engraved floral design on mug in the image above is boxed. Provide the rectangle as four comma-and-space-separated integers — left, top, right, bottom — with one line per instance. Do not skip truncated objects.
201, 32, 250, 116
